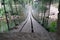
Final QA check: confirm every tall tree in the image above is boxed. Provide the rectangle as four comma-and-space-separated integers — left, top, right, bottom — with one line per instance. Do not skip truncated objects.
41, 0, 53, 27
57, 0, 60, 40
2, 0, 10, 30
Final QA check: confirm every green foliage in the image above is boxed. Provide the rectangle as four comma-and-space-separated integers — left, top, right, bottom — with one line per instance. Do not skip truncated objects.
53, 0, 59, 3
42, 0, 53, 4
0, 8, 4, 17
5, 0, 9, 3
49, 21, 57, 32
0, 20, 8, 32
18, 0, 30, 5
39, 5, 48, 13
0, 0, 28, 32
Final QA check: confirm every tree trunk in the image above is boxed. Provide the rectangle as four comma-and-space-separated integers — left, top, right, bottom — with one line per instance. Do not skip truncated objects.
3, 0, 10, 30
57, 1, 60, 40
43, 11, 46, 26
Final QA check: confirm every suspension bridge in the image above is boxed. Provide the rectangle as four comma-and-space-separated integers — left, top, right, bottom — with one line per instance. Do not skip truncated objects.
0, 0, 58, 40
0, 4, 56, 40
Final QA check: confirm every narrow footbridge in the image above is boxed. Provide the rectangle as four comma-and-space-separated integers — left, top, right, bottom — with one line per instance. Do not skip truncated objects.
0, 14, 53, 40
0, 0, 55, 40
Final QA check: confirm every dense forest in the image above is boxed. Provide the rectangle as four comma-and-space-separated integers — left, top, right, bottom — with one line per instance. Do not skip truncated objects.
32, 0, 59, 32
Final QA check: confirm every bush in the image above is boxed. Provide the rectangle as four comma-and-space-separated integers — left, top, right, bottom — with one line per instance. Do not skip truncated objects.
49, 21, 57, 32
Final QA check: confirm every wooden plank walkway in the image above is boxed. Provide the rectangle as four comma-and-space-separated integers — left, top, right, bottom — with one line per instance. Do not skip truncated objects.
0, 15, 53, 40
0, 32, 41, 40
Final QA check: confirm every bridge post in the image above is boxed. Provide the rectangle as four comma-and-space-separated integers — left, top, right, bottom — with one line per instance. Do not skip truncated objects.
57, 1, 60, 40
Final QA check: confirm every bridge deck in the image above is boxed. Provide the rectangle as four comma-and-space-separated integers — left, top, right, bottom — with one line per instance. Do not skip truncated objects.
0, 16, 53, 40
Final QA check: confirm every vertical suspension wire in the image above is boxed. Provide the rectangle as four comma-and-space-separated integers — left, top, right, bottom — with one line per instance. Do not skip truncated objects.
41, 1, 44, 26
0, 0, 2, 30
13, 0, 18, 15
41, 1, 46, 26
17, 0, 21, 23
13, 0, 21, 25
17, 0, 23, 23
9, 0, 16, 26
37, 1, 39, 23
46, 0, 53, 31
